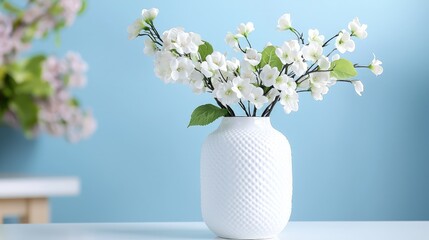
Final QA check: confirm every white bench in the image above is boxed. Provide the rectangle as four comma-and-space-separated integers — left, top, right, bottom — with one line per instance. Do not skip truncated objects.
0, 176, 80, 224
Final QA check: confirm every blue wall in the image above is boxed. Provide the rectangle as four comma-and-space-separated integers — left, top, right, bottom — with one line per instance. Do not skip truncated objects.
1, 0, 428, 222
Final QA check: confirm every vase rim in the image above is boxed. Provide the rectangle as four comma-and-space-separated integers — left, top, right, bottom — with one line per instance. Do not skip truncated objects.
223, 116, 270, 118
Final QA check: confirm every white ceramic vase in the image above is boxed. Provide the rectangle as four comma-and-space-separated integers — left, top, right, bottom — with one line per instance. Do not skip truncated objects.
201, 117, 292, 239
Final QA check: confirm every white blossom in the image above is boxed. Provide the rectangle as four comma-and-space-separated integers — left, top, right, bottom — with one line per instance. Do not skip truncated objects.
231, 77, 252, 99
59, 0, 82, 25
206, 51, 227, 71
317, 56, 331, 70
310, 72, 330, 100
189, 71, 206, 94
277, 13, 292, 31
331, 54, 340, 61
274, 75, 295, 91
237, 22, 254, 37
170, 57, 195, 82
144, 38, 158, 56
162, 28, 202, 54
154, 50, 175, 83
240, 60, 257, 83
302, 42, 323, 62
290, 59, 307, 76
247, 87, 268, 109
127, 18, 144, 40
369, 54, 383, 76
260, 65, 280, 87
226, 58, 240, 72
244, 48, 261, 66
266, 88, 280, 103
141, 8, 159, 23
275, 40, 300, 64
308, 29, 325, 45
215, 82, 239, 106
280, 90, 299, 114
335, 31, 355, 53
225, 32, 239, 51
352, 80, 364, 96
348, 17, 367, 39
200, 61, 214, 78
65, 52, 88, 88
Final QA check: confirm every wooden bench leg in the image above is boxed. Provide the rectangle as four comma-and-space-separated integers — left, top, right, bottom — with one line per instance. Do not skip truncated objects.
0, 198, 50, 224
22, 198, 50, 224
0, 199, 27, 224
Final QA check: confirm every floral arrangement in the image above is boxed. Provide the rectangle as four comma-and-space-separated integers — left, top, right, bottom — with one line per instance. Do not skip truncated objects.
129, 8, 383, 126
0, 0, 96, 142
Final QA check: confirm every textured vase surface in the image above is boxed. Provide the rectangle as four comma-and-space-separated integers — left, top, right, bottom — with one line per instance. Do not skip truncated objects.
201, 117, 292, 239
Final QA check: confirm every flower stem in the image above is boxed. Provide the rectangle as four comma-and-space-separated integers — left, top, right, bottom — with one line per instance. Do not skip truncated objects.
322, 32, 340, 47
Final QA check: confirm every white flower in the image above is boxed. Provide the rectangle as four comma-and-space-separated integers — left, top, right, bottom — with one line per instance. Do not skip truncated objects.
237, 22, 255, 37
308, 29, 325, 45
240, 60, 257, 83
200, 61, 214, 78
244, 48, 262, 66
335, 31, 355, 53
225, 32, 239, 51
317, 55, 331, 70
348, 17, 367, 39
144, 39, 157, 56
274, 75, 295, 91
260, 65, 280, 87
277, 13, 292, 31
189, 71, 206, 94
280, 90, 299, 114
154, 51, 175, 83
180, 32, 203, 54
127, 18, 144, 40
215, 82, 239, 105
352, 80, 364, 96
226, 58, 240, 72
275, 40, 299, 65
65, 52, 88, 88
206, 51, 227, 72
266, 88, 280, 103
162, 27, 183, 51
369, 54, 383, 76
302, 42, 323, 62
310, 72, 330, 100
231, 77, 252, 99
170, 57, 195, 82
331, 54, 340, 61
247, 87, 268, 109
290, 59, 307, 76
59, 0, 82, 25
141, 8, 159, 23
162, 28, 202, 54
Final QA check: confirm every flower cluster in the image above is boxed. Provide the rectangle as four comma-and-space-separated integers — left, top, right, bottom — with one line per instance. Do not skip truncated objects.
38, 52, 96, 142
0, 0, 95, 142
129, 8, 383, 124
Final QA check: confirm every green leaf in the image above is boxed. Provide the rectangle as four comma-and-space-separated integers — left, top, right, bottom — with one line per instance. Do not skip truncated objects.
188, 104, 228, 127
15, 79, 52, 97
198, 41, 213, 61
0, 66, 6, 88
9, 95, 39, 133
259, 46, 283, 71
2, 1, 22, 14
78, 0, 87, 15
69, 98, 80, 107
23, 55, 46, 77
330, 59, 357, 79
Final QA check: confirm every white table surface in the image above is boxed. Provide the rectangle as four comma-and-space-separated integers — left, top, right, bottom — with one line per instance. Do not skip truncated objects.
0, 175, 80, 198
0, 221, 428, 240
